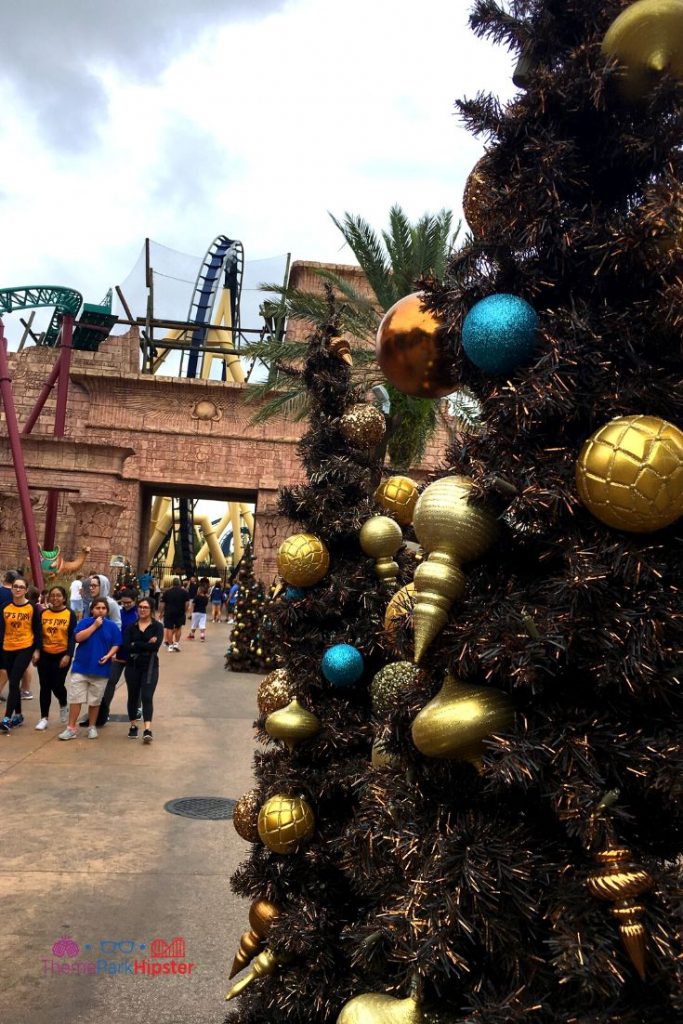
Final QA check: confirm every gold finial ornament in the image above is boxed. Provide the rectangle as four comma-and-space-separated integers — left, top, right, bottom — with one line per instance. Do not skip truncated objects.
229, 898, 280, 978
257, 794, 315, 854
411, 476, 497, 662
225, 948, 279, 1000
586, 844, 654, 979
233, 788, 262, 843
265, 698, 321, 751
374, 476, 420, 526
360, 516, 403, 587
411, 674, 514, 769
277, 533, 330, 587
329, 335, 353, 365
576, 415, 683, 532
257, 668, 295, 717
337, 992, 423, 1024
376, 292, 458, 399
339, 403, 386, 449
602, 0, 683, 101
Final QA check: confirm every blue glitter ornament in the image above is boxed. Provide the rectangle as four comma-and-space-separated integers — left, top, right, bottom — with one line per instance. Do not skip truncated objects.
461, 293, 539, 375
285, 586, 307, 601
321, 644, 364, 688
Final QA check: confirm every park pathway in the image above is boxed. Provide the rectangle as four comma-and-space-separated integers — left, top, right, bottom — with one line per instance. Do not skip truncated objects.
0, 625, 260, 1024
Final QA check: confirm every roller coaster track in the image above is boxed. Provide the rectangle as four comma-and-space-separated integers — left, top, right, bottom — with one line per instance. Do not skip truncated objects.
184, 235, 244, 379
0, 285, 83, 345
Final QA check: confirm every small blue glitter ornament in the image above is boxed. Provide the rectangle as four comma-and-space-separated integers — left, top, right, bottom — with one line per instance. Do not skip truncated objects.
461, 293, 539, 375
285, 586, 307, 601
321, 644, 364, 688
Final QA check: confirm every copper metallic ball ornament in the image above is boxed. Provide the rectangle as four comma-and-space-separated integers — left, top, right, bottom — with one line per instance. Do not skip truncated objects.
463, 156, 494, 238
370, 662, 422, 716
233, 788, 262, 843
374, 475, 419, 526
277, 533, 330, 587
337, 992, 423, 1024
376, 292, 458, 399
576, 415, 683, 532
339, 403, 386, 449
257, 793, 315, 854
265, 698, 321, 751
602, 0, 683, 101
360, 516, 403, 586
411, 674, 514, 769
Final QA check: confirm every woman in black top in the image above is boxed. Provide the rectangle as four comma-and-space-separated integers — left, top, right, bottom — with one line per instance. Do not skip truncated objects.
121, 598, 164, 744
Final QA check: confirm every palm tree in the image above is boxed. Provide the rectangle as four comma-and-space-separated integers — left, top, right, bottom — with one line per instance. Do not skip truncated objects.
244, 205, 461, 468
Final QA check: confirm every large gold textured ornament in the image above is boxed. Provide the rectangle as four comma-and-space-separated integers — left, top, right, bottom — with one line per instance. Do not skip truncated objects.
233, 788, 262, 843
376, 292, 458, 398
370, 662, 422, 716
340, 404, 386, 448
337, 992, 423, 1024
257, 793, 315, 854
384, 583, 416, 647
277, 533, 330, 587
225, 948, 279, 1000
411, 674, 514, 770
375, 476, 419, 526
360, 516, 403, 586
229, 898, 280, 978
265, 698, 321, 751
411, 476, 498, 662
257, 668, 295, 717
602, 0, 683, 101
586, 844, 654, 979
576, 415, 683, 532
463, 156, 494, 238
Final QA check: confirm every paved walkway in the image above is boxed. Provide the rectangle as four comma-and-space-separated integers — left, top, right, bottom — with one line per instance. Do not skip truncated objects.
0, 625, 260, 1024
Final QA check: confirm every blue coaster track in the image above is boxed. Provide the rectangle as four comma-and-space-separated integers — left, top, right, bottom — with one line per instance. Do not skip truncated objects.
183, 235, 244, 379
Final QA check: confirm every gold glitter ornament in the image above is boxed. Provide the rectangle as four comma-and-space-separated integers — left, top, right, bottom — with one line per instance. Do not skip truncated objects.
265, 698, 321, 751
360, 516, 403, 587
257, 793, 315, 854
337, 992, 423, 1024
225, 948, 279, 1001
463, 156, 494, 238
411, 476, 498, 662
384, 583, 416, 646
370, 662, 422, 716
576, 415, 683, 532
376, 292, 458, 399
257, 668, 295, 717
374, 476, 419, 526
277, 533, 330, 587
233, 788, 262, 843
586, 844, 654, 980
602, 0, 683, 101
339, 403, 386, 449
411, 674, 514, 770
229, 898, 280, 978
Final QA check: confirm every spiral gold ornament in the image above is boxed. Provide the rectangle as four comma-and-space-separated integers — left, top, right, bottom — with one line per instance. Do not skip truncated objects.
360, 516, 403, 587
602, 0, 683, 101
257, 793, 315, 854
411, 674, 514, 770
374, 476, 420, 526
586, 844, 654, 979
225, 948, 279, 1000
337, 991, 423, 1024
340, 403, 386, 449
411, 476, 498, 662
233, 788, 262, 843
229, 898, 280, 978
277, 533, 330, 587
265, 698, 321, 752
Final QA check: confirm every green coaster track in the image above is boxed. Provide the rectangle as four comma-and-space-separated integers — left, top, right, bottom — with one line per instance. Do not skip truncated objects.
0, 285, 83, 345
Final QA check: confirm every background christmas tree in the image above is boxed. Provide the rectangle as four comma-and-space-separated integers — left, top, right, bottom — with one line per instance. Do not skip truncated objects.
228, 546, 268, 673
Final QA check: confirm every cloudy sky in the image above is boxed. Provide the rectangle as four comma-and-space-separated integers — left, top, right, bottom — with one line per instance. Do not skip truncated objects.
0, 0, 515, 341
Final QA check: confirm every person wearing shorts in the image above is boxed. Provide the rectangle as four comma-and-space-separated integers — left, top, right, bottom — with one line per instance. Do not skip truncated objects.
59, 599, 121, 741
187, 585, 209, 641
160, 578, 189, 652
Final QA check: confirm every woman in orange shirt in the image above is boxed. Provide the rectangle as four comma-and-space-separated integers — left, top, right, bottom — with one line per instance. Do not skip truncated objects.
0, 578, 42, 732
35, 586, 77, 731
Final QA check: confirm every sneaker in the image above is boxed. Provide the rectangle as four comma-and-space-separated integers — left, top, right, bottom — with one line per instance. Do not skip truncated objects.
0, 717, 11, 734
35, 717, 49, 731
59, 706, 69, 724
167, 643, 176, 652
87, 726, 98, 740
20, 690, 33, 700
143, 729, 153, 744
128, 725, 138, 739
58, 727, 78, 740
200, 634, 206, 642
187, 634, 195, 640
10, 714, 24, 728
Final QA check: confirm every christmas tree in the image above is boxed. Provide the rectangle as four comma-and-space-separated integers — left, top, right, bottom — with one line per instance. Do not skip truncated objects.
228, 547, 268, 674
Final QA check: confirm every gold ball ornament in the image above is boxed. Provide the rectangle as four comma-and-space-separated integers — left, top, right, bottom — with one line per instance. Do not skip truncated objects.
257, 793, 315, 854
277, 533, 330, 587
370, 662, 422, 716
383, 583, 416, 646
602, 0, 683, 101
576, 415, 683, 532
463, 156, 494, 238
360, 516, 403, 586
233, 788, 262, 843
265, 698, 321, 751
411, 476, 498, 662
376, 292, 458, 399
339, 404, 386, 449
257, 670, 295, 717
337, 992, 423, 1024
411, 674, 514, 770
374, 476, 419, 526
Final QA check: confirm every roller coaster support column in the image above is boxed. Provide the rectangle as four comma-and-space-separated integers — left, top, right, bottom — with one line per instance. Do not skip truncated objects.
0, 321, 44, 589
43, 314, 73, 549
21, 351, 63, 434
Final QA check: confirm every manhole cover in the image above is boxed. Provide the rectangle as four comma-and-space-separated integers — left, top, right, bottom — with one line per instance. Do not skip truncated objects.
164, 797, 237, 820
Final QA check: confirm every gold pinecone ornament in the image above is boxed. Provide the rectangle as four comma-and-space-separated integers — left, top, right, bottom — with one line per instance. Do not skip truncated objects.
257, 793, 316, 854
586, 844, 654, 980
374, 476, 420, 526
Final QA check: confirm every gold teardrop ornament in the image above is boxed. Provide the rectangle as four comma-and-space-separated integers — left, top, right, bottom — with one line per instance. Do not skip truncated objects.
265, 698, 321, 751
586, 844, 653, 979
225, 948, 279, 1000
602, 0, 683, 101
337, 992, 423, 1024
360, 516, 403, 587
411, 674, 514, 769
374, 475, 419, 526
229, 898, 280, 978
411, 476, 497, 662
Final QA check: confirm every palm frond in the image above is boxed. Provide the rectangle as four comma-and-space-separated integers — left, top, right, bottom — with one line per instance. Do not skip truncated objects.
247, 386, 312, 423
382, 205, 414, 302
329, 212, 394, 310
